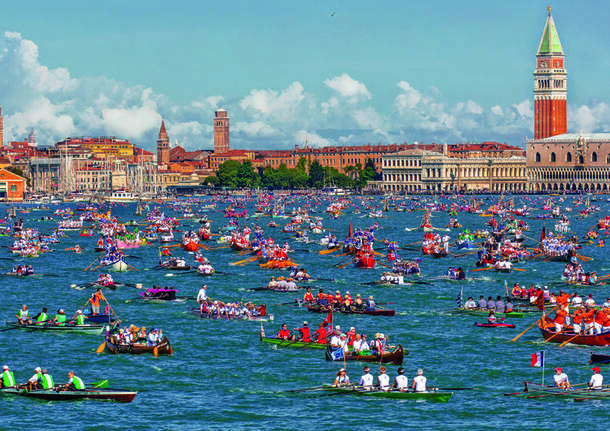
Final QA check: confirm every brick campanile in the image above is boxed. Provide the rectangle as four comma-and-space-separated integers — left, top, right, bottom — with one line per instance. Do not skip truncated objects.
156, 120, 170, 165
534, 7, 567, 140
214, 109, 230, 153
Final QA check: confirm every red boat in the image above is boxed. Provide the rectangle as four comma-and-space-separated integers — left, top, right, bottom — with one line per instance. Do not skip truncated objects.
198, 228, 211, 241
538, 316, 610, 346
475, 322, 515, 328
355, 254, 375, 268
182, 240, 199, 252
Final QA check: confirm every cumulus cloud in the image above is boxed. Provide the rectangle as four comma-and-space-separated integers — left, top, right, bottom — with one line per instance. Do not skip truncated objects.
324, 74, 371, 102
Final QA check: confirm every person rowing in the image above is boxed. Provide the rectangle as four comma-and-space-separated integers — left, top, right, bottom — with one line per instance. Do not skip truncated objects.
366, 296, 376, 312
463, 297, 476, 309
26, 367, 43, 390
294, 321, 311, 342
393, 367, 409, 392
33, 307, 49, 326
302, 287, 314, 304
277, 323, 291, 340
412, 368, 427, 392
63, 371, 85, 391
0, 365, 16, 388
53, 309, 67, 326
313, 322, 328, 344
16, 304, 31, 325
333, 368, 350, 387
553, 367, 571, 390
359, 366, 374, 389
377, 366, 390, 391
589, 367, 603, 390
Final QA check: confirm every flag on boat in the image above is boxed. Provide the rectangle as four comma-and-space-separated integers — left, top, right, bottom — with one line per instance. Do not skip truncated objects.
531, 351, 545, 367
323, 310, 333, 327
330, 347, 344, 360
456, 288, 463, 308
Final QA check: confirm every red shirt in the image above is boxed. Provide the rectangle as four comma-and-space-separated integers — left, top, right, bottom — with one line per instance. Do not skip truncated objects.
303, 292, 314, 302
298, 327, 311, 342
314, 327, 327, 344
277, 329, 291, 339
554, 309, 567, 325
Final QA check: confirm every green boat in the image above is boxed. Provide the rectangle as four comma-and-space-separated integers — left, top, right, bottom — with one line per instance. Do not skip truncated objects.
453, 309, 525, 318
261, 336, 328, 350
3, 321, 110, 335
322, 385, 453, 402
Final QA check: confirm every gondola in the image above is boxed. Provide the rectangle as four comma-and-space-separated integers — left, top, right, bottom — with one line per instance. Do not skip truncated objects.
105, 335, 173, 355
590, 352, 610, 364
306, 305, 395, 317
3, 321, 109, 334
538, 317, 610, 346
325, 344, 406, 365
0, 387, 137, 403
320, 385, 452, 402
260, 336, 328, 349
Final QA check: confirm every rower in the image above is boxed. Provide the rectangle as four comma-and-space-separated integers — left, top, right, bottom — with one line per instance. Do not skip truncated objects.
302, 287, 314, 304
147, 328, 161, 346
371, 333, 386, 354
477, 296, 487, 309
393, 367, 409, 392
377, 366, 390, 391
359, 366, 374, 389
505, 300, 514, 313
333, 368, 350, 387
486, 297, 496, 311
511, 283, 521, 297
54, 309, 67, 326
16, 304, 31, 324
313, 322, 328, 344
366, 296, 376, 312
286, 278, 297, 291
412, 369, 427, 392
295, 321, 311, 342
64, 371, 85, 391
27, 367, 43, 390
571, 305, 584, 334
346, 326, 356, 346
352, 334, 369, 353
495, 296, 505, 314
40, 369, 54, 390
554, 305, 568, 332
0, 365, 16, 388
589, 367, 603, 390
487, 311, 497, 324
277, 323, 291, 340
464, 297, 476, 309
34, 307, 49, 326
553, 367, 571, 390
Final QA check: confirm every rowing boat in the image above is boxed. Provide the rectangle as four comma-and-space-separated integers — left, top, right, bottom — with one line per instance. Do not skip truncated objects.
506, 382, 610, 400
306, 305, 395, 317
189, 308, 273, 322
474, 322, 515, 328
3, 321, 110, 334
321, 385, 452, 402
538, 317, 610, 346
105, 335, 173, 355
260, 336, 328, 349
0, 387, 137, 403
452, 308, 525, 318
325, 344, 406, 365
590, 352, 610, 364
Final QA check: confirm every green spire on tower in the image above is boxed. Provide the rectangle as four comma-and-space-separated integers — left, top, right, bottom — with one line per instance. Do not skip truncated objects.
537, 7, 563, 55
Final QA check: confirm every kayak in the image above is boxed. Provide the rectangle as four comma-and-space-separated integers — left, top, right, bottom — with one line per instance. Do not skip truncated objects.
261, 336, 328, 349
474, 322, 516, 328
0, 387, 137, 403
321, 385, 452, 402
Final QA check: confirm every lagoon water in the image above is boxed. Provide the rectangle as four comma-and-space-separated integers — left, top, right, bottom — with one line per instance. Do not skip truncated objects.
0, 195, 608, 430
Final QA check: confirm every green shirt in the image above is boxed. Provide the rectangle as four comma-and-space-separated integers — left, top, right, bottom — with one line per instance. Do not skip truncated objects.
1, 370, 15, 387
36, 312, 48, 325
41, 373, 54, 389
71, 376, 85, 390
76, 315, 85, 325
55, 314, 67, 326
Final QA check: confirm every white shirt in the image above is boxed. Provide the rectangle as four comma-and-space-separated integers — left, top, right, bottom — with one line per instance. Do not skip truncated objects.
330, 335, 341, 347
553, 373, 568, 386
377, 373, 390, 388
585, 298, 596, 307
572, 296, 583, 306
359, 373, 374, 387
589, 373, 603, 389
353, 339, 369, 352
413, 375, 427, 392
395, 375, 409, 390
196, 289, 207, 302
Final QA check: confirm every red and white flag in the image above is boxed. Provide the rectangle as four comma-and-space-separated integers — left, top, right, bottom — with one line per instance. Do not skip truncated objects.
531, 351, 545, 367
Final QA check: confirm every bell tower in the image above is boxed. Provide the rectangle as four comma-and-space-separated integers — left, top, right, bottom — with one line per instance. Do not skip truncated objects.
534, 7, 567, 139
156, 120, 170, 166
213, 109, 230, 153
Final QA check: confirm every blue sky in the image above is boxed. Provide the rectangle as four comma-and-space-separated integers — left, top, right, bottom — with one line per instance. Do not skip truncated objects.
0, 0, 609, 151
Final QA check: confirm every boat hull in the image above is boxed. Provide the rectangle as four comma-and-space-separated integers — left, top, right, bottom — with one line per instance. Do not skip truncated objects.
539, 317, 610, 346
4, 321, 107, 334
325, 344, 406, 365
321, 385, 452, 403
0, 388, 137, 403
260, 336, 327, 349
105, 336, 173, 355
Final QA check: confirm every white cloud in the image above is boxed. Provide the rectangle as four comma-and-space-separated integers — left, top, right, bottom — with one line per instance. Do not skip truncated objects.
294, 130, 331, 148
233, 121, 277, 137
324, 74, 371, 101
569, 103, 610, 133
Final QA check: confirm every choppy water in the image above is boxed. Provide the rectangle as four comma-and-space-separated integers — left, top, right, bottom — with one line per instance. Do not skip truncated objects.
0, 195, 608, 430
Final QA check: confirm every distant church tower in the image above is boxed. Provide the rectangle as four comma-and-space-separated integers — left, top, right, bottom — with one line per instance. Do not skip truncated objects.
0, 107, 4, 149
213, 109, 230, 153
534, 7, 567, 140
157, 120, 170, 165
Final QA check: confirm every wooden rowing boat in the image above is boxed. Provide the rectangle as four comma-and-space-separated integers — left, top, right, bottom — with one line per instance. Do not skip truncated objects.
321, 385, 452, 402
590, 352, 610, 364
539, 317, 610, 346
260, 336, 328, 349
0, 387, 137, 403
325, 344, 406, 365
452, 309, 525, 318
3, 321, 110, 334
105, 335, 173, 355
506, 382, 610, 400
189, 308, 273, 322
306, 305, 395, 317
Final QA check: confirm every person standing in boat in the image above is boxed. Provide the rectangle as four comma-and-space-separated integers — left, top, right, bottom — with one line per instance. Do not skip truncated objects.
16, 304, 31, 324
88, 289, 107, 316
412, 369, 427, 392
333, 368, 350, 387
63, 371, 85, 391
554, 305, 568, 332
553, 367, 571, 389
393, 367, 409, 392
197, 285, 208, 309
589, 367, 603, 390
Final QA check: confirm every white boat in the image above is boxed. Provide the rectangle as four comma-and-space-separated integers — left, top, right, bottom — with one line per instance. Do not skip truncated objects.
106, 191, 139, 203
112, 260, 128, 272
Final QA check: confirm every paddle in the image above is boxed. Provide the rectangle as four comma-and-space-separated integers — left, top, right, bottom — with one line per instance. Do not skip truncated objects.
471, 267, 492, 272
95, 341, 106, 353
511, 307, 557, 342
429, 387, 473, 391
89, 379, 109, 389
0, 325, 20, 332
558, 333, 580, 347
319, 248, 340, 255
284, 385, 327, 393
512, 268, 526, 272
376, 261, 392, 269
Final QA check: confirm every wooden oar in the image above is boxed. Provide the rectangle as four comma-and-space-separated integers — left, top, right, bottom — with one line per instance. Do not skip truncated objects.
337, 259, 355, 269
319, 248, 340, 255
376, 261, 391, 269
511, 308, 557, 342
95, 341, 106, 353
471, 267, 492, 272
284, 385, 328, 393
558, 333, 581, 347
230, 256, 258, 266
543, 330, 564, 343
512, 268, 526, 272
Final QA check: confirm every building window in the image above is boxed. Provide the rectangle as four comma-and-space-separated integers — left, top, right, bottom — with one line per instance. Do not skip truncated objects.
550, 152, 556, 163
535, 152, 541, 163
578, 155, 584, 164
592, 152, 597, 162
566, 152, 572, 162
10, 185, 17, 192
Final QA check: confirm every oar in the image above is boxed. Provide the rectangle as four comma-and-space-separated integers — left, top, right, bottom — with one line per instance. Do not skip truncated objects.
319, 248, 339, 255
332, 255, 354, 268
95, 341, 106, 353
511, 308, 557, 342
89, 379, 109, 389
558, 333, 581, 347
284, 385, 328, 393
376, 261, 392, 269
471, 267, 492, 272
0, 325, 19, 332
512, 268, 526, 272
126, 263, 138, 271
429, 387, 473, 391
337, 259, 355, 270
543, 330, 564, 343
